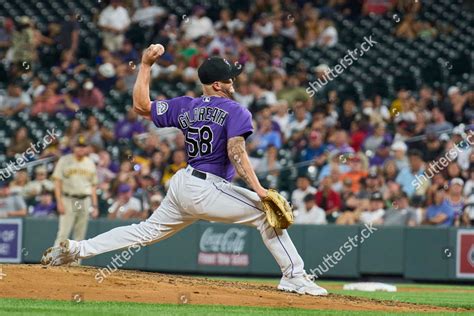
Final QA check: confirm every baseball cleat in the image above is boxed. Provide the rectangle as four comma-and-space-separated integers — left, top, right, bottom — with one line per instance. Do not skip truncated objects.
277, 273, 328, 296
41, 240, 78, 266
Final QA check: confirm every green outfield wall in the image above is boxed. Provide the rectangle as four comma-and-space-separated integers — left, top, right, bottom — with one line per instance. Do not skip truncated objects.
6, 218, 474, 281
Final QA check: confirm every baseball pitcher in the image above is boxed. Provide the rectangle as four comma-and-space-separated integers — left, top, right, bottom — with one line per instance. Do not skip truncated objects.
42, 44, 327, 296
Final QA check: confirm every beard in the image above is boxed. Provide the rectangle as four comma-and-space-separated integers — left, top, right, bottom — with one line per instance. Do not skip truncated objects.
222, 86, 235, 100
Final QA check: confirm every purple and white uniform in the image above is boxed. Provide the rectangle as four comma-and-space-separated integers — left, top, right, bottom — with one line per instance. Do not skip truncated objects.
150, 96, 253, 180
70, 96, 305, 280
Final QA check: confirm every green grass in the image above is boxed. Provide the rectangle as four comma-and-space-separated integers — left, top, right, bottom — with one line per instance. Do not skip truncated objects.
205, 277, 474, 310
330, 289, 474, 310
0, 298, 463, 316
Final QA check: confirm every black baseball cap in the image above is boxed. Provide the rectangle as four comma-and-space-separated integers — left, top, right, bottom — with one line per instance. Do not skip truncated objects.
198, 57, 243, 85
370, 192, 383, 201
303, 193, 315, 203
74, 134, 88, 147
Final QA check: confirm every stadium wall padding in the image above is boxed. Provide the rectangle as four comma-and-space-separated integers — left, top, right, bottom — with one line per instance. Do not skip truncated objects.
19, 218, 472, 281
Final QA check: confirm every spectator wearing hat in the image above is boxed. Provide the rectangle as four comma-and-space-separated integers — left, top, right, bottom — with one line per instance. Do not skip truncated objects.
291, 175, 317, 212
78, 79, 105, 109
23, 166, 54, 199
359, 192, 385, 225
94, 62, 117, 93
108, 184, 144, 220
0, 180, 27, 218
382, 192, 416, 226
396, 149, 428, 197
31, 191, 56, 217
446, 86, 467, 125
294, 193, 327, 225
98, 0, 130, 52
299, 130, 327, 166
52, 135, 99, 247
369, 140, 392, 167
340, 154, 368, 193
425, 187, 455, 227
390, 141, 409, 171
446, 178, 467, 226
357, 169, 380, 198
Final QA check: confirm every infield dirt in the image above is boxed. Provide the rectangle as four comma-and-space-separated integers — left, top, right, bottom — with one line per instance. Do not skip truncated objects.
0, 264, 467, 312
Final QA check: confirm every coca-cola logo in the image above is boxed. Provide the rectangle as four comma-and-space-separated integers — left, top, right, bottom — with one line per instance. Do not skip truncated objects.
199, 227, 247, 253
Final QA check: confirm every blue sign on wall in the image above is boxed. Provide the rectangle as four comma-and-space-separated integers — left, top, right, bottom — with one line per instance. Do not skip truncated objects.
0, 219, 23, 263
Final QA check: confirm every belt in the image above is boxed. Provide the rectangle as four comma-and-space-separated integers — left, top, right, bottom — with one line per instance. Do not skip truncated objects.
192, 169, 207, 180
64, 193, 90, 199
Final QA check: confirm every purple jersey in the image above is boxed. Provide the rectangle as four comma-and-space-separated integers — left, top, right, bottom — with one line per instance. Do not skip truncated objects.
151, 96, 253, 181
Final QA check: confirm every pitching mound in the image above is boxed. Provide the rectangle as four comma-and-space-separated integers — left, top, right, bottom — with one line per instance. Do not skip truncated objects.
0, 264, 458, 312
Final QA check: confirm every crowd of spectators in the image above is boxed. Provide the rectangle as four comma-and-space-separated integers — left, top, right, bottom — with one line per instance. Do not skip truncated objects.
0, 0, 473, 228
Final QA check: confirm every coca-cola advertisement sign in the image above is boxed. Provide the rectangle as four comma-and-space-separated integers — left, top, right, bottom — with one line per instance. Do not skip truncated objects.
198, 227, 249, 267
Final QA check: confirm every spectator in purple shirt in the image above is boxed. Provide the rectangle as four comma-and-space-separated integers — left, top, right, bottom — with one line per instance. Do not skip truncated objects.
369, 140, 392, 167
114, 108, 146, 140
31, 191, 56, 217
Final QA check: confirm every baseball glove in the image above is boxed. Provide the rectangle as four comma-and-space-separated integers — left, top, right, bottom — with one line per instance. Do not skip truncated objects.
261, 189, 294, 229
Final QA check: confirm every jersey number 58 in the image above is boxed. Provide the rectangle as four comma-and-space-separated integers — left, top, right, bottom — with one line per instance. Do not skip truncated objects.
185, 126, 213, 157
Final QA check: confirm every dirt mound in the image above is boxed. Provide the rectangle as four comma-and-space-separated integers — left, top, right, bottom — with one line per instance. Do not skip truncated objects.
0, 264, 462, 312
